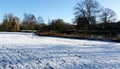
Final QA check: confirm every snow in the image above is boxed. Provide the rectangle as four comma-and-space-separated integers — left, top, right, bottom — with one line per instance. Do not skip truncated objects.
0, 32, 120, 69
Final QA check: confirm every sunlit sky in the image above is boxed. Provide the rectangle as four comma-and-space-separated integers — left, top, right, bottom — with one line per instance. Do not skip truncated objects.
0, 0, 120, 23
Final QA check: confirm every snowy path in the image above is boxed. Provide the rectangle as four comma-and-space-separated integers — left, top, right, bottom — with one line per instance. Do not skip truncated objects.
0, 32, 120, 69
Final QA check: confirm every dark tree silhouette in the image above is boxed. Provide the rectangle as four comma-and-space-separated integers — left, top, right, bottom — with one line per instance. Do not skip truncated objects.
99, 8, 116, 30
74, 0, 101, 29
100, 8, 116, 24
75, 16, 89, 30
49, 19, 75, 31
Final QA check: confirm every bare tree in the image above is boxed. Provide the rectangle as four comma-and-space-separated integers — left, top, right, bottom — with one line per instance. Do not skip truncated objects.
74, 0, 101, 25
100, 8, 116, 24
37, 16, 44, 24
22, 13, 37, 31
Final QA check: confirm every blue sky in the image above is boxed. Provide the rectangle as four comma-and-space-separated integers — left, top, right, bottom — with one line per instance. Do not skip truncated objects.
0, 0, 120, 23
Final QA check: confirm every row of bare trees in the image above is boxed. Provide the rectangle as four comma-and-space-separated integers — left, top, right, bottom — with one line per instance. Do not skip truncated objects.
0, 13, 44, 32
0, 13, 75, 32
74, 0, 116, 30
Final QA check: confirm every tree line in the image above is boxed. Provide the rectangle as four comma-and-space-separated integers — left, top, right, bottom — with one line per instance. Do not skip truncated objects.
0, 0, 120, 33
0, 13, 76, 32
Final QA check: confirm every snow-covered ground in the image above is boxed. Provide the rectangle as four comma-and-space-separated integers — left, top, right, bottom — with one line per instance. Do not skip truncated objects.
0, 32, 120, 69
